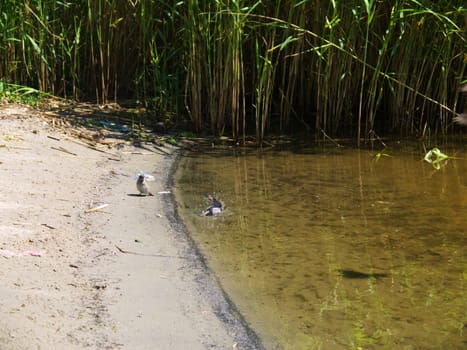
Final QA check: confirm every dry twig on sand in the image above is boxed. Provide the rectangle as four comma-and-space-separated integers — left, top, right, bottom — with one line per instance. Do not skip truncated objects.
51, 146, 77, 156
84, 203, 109, 213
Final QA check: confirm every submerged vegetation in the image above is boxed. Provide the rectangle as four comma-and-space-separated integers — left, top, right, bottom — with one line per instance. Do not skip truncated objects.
0, 0, 465, 143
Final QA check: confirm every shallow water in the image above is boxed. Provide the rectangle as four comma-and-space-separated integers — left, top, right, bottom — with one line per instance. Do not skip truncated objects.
174, 144, 467, 350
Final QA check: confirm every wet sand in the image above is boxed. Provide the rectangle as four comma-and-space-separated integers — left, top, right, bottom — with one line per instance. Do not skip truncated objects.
0, 104, 261, 350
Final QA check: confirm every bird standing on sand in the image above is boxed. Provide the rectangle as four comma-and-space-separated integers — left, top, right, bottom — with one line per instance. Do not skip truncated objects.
137, 174, 154, 196
453, 84, 467, 125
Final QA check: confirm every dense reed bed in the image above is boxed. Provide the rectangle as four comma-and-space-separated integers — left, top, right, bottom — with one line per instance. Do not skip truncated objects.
0, 0, 465, 143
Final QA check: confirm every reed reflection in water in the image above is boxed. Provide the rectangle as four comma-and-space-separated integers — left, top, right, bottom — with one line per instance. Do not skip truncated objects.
174, 146, 467, 350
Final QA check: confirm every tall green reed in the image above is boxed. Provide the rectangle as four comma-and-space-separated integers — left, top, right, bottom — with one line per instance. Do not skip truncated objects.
0, 0, 464, 142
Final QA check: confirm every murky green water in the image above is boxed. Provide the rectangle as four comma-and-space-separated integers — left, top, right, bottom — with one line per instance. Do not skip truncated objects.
173, 144, 467, 350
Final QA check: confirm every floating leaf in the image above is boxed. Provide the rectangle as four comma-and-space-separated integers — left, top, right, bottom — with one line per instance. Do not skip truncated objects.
374, 152, 392, 161
423, 148, 449, 170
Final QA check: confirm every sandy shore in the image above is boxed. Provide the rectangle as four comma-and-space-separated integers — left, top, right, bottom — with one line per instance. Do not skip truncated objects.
0, 105, 261, 350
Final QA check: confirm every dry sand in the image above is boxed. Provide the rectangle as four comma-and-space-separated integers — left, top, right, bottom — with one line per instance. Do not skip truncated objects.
0, 104, 261, 350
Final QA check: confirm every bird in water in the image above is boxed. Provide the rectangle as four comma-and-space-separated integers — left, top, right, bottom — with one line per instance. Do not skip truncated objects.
453, 83, 467, 125
136, 173, 154, 196
201, 195, 225, 216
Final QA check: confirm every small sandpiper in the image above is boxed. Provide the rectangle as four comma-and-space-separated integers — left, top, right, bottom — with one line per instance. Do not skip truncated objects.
201, 195, 225, 216
136, 174, 154, 196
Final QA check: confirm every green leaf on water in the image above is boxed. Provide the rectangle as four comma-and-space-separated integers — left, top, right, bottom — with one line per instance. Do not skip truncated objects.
374, 152, 392, 161
423, 147, 449, 170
